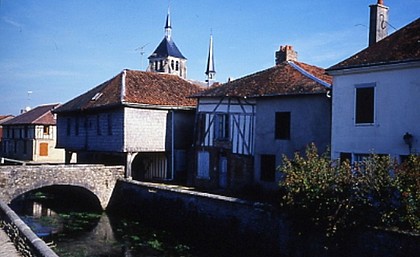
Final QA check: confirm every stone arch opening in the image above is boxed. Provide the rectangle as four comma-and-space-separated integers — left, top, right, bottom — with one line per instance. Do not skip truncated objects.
10, 185, 102, 212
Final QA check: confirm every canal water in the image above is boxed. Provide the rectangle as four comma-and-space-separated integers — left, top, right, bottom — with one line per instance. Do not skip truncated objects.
10, 189, 237, 257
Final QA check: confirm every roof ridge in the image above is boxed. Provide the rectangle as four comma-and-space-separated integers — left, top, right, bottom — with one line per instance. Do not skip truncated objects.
288, 61, 331, 88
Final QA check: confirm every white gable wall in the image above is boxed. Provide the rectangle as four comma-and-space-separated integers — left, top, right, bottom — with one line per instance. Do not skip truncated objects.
331, 63, 420, 160
124, 107, 169, 152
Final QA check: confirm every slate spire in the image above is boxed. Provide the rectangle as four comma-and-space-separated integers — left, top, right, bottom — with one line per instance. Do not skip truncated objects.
165, 9, 172, 40
205, 33, 216, 86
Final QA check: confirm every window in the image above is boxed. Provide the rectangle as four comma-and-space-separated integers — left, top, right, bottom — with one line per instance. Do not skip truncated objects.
215, 114, 229, 140
66, 118, 71, 136
176, 61, 179, 71
96, 115, 102, 135
340, 152, 352, 163
171, 60, 175, 70
24, 126, 28, 138
275, 112, 291, 140
107, 114, 113, 135
43, 125, 50, 135
354, 153, 370, 162
355, 86, 375, 124
75, 118, 79, 136
260, 155, 276, 182
197, 151, 210, 179
197, 113, 207, 145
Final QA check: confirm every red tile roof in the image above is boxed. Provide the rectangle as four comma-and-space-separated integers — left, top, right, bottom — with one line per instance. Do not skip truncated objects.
193, 61, 331, 98
0, 115, 14, 125
327, 18, 420, 71
54, 70, 205, 113
3, 104, 59, 125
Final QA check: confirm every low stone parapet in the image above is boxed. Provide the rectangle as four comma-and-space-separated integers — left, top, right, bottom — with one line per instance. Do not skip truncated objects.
0, 199, 58, 257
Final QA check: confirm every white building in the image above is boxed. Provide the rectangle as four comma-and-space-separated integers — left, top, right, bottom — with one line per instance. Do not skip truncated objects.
327, 16, 420, 162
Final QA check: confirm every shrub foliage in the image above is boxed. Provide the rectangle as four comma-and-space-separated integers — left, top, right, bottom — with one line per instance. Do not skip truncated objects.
279, 143, 419, 236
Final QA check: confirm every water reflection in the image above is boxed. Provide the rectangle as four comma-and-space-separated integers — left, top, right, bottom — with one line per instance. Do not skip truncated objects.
10, 192, 197, 257
11, 199, 62, 237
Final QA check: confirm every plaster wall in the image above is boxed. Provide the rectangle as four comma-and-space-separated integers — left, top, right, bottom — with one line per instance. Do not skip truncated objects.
331, 65, 420, 160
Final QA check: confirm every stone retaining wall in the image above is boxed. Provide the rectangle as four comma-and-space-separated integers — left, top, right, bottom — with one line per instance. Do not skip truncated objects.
0, 199, 58, 257
109, 179, 419, 257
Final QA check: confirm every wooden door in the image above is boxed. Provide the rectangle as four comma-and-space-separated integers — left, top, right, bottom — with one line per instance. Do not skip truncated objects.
39, 143, 48, 156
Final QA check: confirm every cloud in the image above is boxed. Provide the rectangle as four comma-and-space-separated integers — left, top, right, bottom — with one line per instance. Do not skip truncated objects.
1, 16, 22, 29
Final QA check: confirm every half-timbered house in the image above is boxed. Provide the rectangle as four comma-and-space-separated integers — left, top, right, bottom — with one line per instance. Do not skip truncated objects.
192, 46, 332, 190
1, 104, 65, 163
54, 70, 203, 182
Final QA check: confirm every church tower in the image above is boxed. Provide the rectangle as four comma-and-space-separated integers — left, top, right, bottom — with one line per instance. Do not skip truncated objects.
369, 0, 389, 46
147, 10, 187, 79
205, 33, 216, 86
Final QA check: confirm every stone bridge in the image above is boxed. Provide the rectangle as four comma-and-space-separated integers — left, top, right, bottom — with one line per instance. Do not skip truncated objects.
0, 164, 124, 210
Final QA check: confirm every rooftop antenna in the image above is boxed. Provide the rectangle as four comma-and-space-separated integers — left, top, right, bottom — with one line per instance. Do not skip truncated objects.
135, 43, 150, 70
22, 90, 32, 113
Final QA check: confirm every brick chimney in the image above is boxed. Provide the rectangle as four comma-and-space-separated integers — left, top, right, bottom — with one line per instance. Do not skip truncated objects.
275, 45, 297, 65
369, 0, 389, 46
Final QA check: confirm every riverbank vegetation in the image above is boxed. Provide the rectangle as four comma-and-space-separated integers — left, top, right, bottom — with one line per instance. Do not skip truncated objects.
279, 144, 419, 237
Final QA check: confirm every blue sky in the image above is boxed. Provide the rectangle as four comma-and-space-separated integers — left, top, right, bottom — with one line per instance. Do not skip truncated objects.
0, 0, 419, 115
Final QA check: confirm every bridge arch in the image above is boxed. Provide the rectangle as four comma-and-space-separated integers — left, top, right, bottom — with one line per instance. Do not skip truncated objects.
0, 165, 124, 210
10, 184, 103, 211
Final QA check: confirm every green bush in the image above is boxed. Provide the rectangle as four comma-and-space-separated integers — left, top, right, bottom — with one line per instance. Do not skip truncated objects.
279, 143, 419, 236
393, 155, 420, 231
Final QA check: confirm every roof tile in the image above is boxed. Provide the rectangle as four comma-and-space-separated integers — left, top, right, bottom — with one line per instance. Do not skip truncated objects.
3, 104, 59, 125
193, 61, 331, 98
54, 70, 204, 113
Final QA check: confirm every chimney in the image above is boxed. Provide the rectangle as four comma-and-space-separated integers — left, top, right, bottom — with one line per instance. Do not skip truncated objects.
275, 45, 297, 65
369, 0, 389, 46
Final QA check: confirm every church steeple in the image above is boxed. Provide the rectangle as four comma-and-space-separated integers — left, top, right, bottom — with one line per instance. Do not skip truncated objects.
205, 33, 216, 86
147, 9, 187, 79
165, 9, 172, 40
